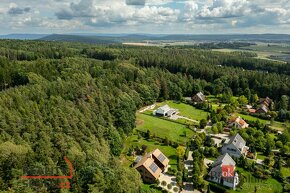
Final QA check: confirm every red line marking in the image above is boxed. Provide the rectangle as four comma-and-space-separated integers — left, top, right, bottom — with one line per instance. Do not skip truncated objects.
21, 156, 73, 179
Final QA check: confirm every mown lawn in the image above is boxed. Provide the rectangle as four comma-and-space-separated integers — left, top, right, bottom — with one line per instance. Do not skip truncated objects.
157, 101, 208, 121
229, 168, 283, 193
136, 113, 194, 144
123, 134, 179, 170
238, 114, 269, 124
238, 113, 288, 131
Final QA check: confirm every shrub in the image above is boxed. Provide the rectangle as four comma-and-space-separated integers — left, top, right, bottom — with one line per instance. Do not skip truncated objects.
209, 183, 227, 193
173, 187, 179, 192
167, 184, 172, 190
167, 167, 177, 175
183, 169, 189, 182
161, 181, 167, 186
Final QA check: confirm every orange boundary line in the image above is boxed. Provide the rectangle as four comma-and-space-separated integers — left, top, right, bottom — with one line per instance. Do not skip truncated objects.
21, 156, 73, 179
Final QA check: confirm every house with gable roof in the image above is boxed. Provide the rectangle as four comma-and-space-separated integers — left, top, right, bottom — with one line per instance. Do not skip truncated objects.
208, 153, 239, 189
227, 116, 249, 129
221, 133, 249, 158
134, 149, 169, 183
192, 92, 206, 103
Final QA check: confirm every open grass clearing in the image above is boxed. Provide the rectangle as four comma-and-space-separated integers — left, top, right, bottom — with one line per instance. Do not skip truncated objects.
238, 113, 288, 132
136, 113, 194, 144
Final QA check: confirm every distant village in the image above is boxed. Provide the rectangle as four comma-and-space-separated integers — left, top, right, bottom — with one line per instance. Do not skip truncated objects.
128, 91, 289, 193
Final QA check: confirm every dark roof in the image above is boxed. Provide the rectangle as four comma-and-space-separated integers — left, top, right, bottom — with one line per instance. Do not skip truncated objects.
211, 153, 235, 168
227, 134, 246, 150
195, 92, 206, 101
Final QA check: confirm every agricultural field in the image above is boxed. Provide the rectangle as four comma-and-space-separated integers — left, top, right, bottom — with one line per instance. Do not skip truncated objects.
136, 113, 194, 144
213, 42, 290, 62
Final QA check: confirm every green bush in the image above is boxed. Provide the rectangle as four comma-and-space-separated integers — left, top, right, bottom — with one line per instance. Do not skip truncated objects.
167, 167, 177, 175
161, 181, 167, 186
209, 183, 227, 193
173, 187, 179, 192
167, 184, 172, 190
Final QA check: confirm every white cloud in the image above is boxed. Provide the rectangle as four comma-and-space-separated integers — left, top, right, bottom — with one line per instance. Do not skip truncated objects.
0, 0, 290, 34
197, 0, 252, 19
56, 0, 180, 27
231, 20, 238, 26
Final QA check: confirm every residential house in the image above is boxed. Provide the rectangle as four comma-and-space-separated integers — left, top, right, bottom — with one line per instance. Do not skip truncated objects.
247, 108, 256, 114
259, 97, 272, 107
256, 104, 269, 114
154, 105, 178, 117
192, 92, 206, 103
208, 153, 239, 189
228, 117, 249, 129
244, 105, 256, 114
134, 149, 169, 183
221, 133, 249, 158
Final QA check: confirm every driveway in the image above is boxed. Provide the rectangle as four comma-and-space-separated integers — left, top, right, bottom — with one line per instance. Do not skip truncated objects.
158, 172, 179, 193
204, 158, 214, 168
170, 114, 199, 123
181, 151, 196, 193
209, 133, 230, 146
139, 104, 156, 113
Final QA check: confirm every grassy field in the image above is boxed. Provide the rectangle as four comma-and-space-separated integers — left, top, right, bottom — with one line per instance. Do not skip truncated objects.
213, 43, 290, 62
238, 113, 289, 131
123, 134, 179, 169
238, 113, 269, 124
229, 168, 283, 193
136, 113, 194, 144
157, 101, 208, 121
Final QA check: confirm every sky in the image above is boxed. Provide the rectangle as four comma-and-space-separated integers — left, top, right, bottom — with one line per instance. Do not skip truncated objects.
0, 0, 290, 34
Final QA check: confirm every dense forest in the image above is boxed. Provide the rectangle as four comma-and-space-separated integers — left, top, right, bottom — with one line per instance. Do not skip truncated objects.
0, 40, 289, 193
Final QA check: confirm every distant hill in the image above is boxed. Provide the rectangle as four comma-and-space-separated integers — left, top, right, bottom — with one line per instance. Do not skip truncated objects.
155, 34, 290, 42
40, 34, 118, 44
0, 34, 47, 40
1, 33, 290, 43
41, 34, 290, 44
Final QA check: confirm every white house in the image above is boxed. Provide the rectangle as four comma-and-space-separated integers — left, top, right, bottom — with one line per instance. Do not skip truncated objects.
228, 117, 249, 129
208, 153, 239, 189
221, 134, 249, 158
153, 105, 178, 117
